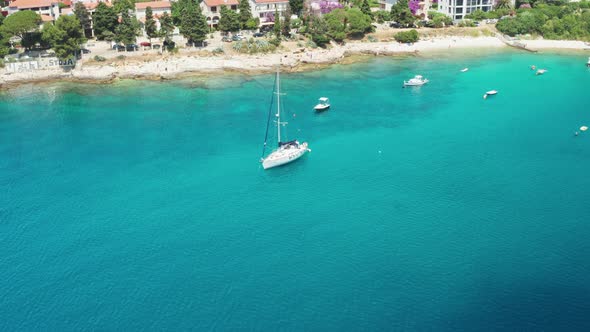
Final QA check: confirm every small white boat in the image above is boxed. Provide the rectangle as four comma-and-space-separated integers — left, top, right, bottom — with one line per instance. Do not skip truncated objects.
580, 126, 588, 131
403, 75, 429, 87
536, 69, 547, 75
483, 90, 498, 99
461, 68, 469, 72
314, 97, 330, 111
586, 57, 590, 67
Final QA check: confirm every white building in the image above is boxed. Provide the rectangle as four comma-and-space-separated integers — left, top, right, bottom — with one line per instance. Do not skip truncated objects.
200, 0, 289, 28
200, 0, 239, 27
7, 0, 60, 22
135, 0, 172, 21
378, 0, 397, 11
437, 0, 512, 21
251, 0, 289, 26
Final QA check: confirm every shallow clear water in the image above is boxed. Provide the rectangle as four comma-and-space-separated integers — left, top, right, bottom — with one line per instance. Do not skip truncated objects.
2, 50, 590, 330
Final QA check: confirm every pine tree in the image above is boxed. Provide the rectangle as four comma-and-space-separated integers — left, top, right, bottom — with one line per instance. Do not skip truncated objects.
390, 0, 415, 26
361, 0, 372, 19
93, 2, 118, 39
218, 5, 240, 33
115, 12, 139, 45
73, 2, 91, 37
42, 15, 86, 60
273, 8, 281, 38
288, 0, 304, 17
282, 4, 291, 37
180, 2, 208, 46
238, 0, 252, 29
144, 7, 157, 41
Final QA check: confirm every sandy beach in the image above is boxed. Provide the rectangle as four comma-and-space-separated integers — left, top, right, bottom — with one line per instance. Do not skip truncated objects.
1, 35, 587, 87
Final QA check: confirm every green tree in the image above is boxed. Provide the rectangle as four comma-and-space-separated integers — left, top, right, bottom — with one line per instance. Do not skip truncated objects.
115, 12, 140, 45
159, 12, 174, 39
113, 0, 134, 14
238, 0, 253, 29
179, 1, 208, 46
394, 29, 419, 43
273, 8, 281, 37
390, 0, 415, 26
495, 0, 514, 10
324, 8, 347, 42
159, 12, 175, 50
308, 15, 330, 46
172, 0, 198, 26
289, 0, 304, 17
73, 2, 91, 37
374, 10, 391, 23
218, 5, 240, 33
144, 6, 158, 41
347, 8, 372, 36
361, 0, 373, 19
93, 2, 118, 39
42, 15, 86, 60
283, 4, 292, 36
1, 11, 41, 42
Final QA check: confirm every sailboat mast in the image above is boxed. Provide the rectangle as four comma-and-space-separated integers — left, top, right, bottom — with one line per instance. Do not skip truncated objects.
276, 69, 281, 144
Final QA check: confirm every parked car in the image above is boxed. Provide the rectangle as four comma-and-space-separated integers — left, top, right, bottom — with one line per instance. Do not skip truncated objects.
113, 44, 125, 51
222, 36, 232, 42
232, 35, 243, 41
81, 48, 91, 54
389, 22, 402, 28
140, 41, 151, 47
152, 44, 161, 49
253, 31, 265, 37
125, 44, 138, 51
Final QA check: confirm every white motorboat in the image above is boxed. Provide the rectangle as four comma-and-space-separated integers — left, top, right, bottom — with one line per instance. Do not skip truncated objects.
483, 90, 498, 99
314, 97, 330, 111
261, 69, 310, 170
580, 126, 588, 132
586, 57, 590, 67
461, 68, 469, 72
403, 75, 429, 87
536, 69, 547, 75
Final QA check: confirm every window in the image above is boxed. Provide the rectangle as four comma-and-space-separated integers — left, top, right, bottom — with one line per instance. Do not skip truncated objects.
211, 6, 216, 12
231, 5, 237, 10
456, 7, 463, 13
456, 0, 463, 5
455, 15, 462, 19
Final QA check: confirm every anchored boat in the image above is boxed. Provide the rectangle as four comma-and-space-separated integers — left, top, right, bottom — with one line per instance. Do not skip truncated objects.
403, 75, 429, 87
260, 68, 310, 170
314, 97, 330, 111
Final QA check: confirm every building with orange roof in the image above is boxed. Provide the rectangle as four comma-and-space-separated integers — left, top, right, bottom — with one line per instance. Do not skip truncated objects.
7, 0, 61, 21
134, 1, 171, 22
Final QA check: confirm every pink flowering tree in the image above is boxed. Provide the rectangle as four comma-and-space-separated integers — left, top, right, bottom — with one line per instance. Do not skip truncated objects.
318, 1, 344, 14
409, 0, 420, 15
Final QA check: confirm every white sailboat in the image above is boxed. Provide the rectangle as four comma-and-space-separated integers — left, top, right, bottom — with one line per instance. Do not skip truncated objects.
261, 69, 310, 170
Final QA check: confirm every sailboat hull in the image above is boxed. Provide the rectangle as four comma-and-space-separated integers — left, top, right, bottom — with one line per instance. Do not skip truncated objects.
262, 143, 309, 169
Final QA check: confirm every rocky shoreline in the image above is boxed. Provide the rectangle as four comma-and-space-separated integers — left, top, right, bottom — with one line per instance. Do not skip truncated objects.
1, 36, 587, 89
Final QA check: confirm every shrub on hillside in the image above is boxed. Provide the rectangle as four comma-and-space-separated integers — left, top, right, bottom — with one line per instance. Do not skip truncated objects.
394, 29, 419, 43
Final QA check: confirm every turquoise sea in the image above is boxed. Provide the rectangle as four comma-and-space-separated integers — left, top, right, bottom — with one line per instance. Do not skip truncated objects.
2, 50, 590, 331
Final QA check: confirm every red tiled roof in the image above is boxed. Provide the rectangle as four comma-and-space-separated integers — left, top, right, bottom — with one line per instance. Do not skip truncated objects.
84, 1, 111, 10
202, 0, 238, 7
9, 0, 57, 9
40, 14, 53, 21
135, 1, 171, 10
